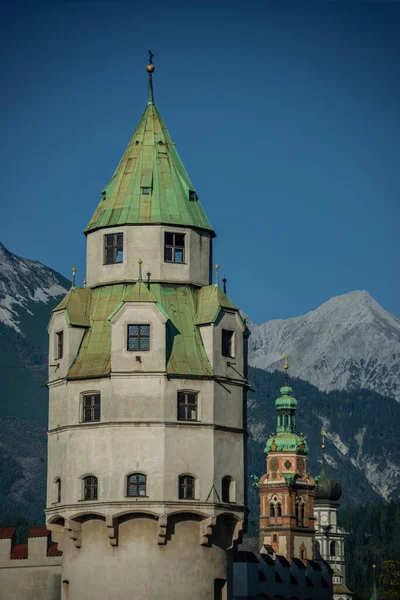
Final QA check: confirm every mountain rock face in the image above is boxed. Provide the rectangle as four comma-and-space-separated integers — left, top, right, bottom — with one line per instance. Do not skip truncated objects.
0, 241, 67, 334
248, 290, 400, 401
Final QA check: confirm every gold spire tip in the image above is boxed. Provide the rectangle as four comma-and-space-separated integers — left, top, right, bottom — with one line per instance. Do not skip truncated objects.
146, 49, 155, 72
72, 267, 76, 272
138, 259, 143, 264
283, 354, 289, 370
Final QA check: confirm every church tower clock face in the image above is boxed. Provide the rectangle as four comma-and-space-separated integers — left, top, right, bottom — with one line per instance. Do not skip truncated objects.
320, 514, 328, 524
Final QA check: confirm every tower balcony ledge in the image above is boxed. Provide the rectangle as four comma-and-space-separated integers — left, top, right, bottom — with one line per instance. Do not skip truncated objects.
46, 500, 247, 523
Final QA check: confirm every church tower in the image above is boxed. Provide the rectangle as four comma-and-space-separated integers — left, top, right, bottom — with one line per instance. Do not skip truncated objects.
258, 357, 316, 560
45, 56, 248, 600
314, 434, 353, 599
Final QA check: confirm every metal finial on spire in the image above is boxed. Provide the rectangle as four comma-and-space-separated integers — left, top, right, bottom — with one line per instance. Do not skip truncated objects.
146, 50, 155, 104
321, 429, 326, 450
321, 429, 327, 475
138, 259, 143, 283
283, 354, 289, 385
83, 279, 87, 288
223, 275, 227, 294
215, 264, 220, 287
71, 267, 76, 288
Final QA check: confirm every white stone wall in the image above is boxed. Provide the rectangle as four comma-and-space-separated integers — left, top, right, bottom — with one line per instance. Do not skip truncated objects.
86, 225, 211, 287
48, 312, 85, 382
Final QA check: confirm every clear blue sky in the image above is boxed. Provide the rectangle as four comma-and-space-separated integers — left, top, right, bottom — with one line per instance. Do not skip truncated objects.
1, 0, 398, 323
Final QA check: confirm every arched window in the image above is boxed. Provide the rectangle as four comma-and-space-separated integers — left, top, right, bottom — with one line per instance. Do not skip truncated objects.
300, 547, 306, 560
127, 473, 147, 497
82, 393, 100, 422
276, 503, 282, 518
222, 476, 235, 503
55, 478, 61, 503
330, 541, 338, 557
284, 414, 288, 428
83, 476, 98, 500
62, 580, 69, 600
179, 475, 195, 500
301, 504, 305, 526
315, 540, 320, 554
269, 503, 275, 518
295, 501, 299, 525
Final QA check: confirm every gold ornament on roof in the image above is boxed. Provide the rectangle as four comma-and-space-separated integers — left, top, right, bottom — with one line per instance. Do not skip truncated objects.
321, 429, 326, 450
284, 354, 289, 370
146, 49, 155, 72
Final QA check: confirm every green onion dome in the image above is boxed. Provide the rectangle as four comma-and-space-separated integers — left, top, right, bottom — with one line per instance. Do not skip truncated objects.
314, 461, 342, 501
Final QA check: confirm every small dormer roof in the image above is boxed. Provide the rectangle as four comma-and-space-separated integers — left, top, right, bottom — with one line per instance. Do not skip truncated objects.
195, 285, 240, 325
51, 287, 91, 327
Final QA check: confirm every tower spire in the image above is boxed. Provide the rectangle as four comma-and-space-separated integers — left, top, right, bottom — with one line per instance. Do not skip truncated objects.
146, 50, 155, 104
321, 429, 327, 476
284, 353, 289, 386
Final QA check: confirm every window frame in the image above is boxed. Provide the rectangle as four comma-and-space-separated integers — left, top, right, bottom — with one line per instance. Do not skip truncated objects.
54, 478, 61, 504
164, 231, 185, 264
127, 324, 151, 352
221, 329, 235, 358
82, 392, 101, 423
55, 330, 64, 360
179, 475, 196, 500
104, 232, 124, 265
177, 391, 198, 421
126, 472, 147, 498
83, 475, 98, 501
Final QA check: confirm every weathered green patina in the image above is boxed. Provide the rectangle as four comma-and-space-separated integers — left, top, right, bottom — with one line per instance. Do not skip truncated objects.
52, 283, 234, 380
265, 385, 308, 454
195, 284, 239, 325
84, 100, 215, 236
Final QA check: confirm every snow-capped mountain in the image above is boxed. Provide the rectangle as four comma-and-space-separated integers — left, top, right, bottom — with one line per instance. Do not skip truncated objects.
0, 241, 68, 334
248, 290, 400, 401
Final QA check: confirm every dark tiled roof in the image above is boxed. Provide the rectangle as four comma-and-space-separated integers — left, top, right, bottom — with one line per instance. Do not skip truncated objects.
47, 543, 63, 557
233, 550, 259, 563
291, 557, 306, 569
10, 544, 28, 560
28, 526, 49, 538
307, 559, 322, 571
0, 528, 15, 539
276, 554, 291, 567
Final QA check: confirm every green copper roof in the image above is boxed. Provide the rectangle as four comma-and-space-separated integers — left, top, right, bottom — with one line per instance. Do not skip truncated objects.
84, 95, 215, 236
52, 287, 91, 327
195, 285, 239, 325
265, 432, 308, 454
54, 283, 215, 380
264, 381, 308, 454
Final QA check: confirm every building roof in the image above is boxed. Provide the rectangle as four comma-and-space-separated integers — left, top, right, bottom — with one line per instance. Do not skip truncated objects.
53, 283, 218, 380
315, 452, 342, 502
0, 528, 15, 539
195, 284, 239, 325
84, 74, 214, 236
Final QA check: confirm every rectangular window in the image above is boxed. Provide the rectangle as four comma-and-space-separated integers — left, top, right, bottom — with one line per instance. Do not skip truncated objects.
104, 232, 123, 264
56, 331, 63, 359
189, 190, 197, 201
179, 475, 195, 500
164, 232, 185, 263
127, 473, 147, 497
177, 391, 198, 421
127, 324, 150, 351
221, 329, 234, 357
83, 394, 101, 422
141, 186, 151, 195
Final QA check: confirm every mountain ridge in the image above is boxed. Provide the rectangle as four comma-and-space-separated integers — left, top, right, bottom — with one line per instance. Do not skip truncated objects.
248, 290, 400, 401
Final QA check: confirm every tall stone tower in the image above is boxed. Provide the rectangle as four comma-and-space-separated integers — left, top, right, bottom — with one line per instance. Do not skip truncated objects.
258, 358, 316, 560
46, 57, 248, 600
314, 436, 353, 599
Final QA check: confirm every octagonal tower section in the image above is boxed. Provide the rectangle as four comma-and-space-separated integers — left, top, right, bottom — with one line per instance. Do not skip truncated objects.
45, 61, 249, 600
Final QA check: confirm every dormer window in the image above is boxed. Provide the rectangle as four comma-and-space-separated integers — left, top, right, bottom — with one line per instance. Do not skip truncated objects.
141, 186, 151, 195
104, 233, 123, 264
127, 324, 150, 351
189, 190, 197, 201
222, 329, 234, 358
164, 232, 185, 263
